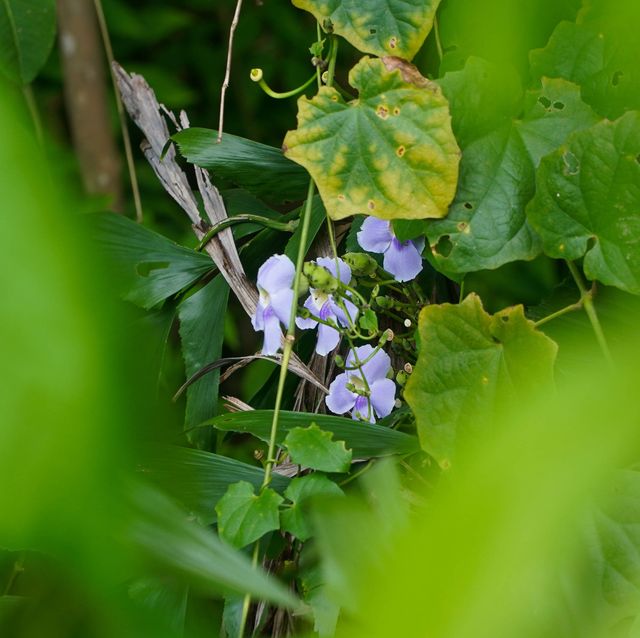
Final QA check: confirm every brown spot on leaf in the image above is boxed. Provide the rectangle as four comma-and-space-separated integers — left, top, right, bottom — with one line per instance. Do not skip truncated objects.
393, 107, 401, 115
381, 56, 435, 90
396, 145, 405, 157
376, 105, 389, 119
337, 194, 345, 201
367, 200, 376, 210
389, 36, 397, 49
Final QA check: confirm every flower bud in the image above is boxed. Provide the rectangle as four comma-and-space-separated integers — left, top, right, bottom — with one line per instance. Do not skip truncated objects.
342, 252, 378, 276
374, 295, 394, 309
303, 261, 339, 292
296, 273, 310, 297
404, 362, 413, 374
334, 354, 345, 368
250, 68, 264, 82
396, 370, 409, 386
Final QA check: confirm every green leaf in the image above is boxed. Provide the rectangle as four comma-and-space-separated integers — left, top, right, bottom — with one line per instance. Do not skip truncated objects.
127, 481, 297, 608
0, 0, 56, 84
358, 308, 379, 333
145, 446, 290, 525
284, 425, 353, 473
527, 112, 640, 295
215, 481, 283, 548
172, 128, 308, 204
299, 563, 340, 637
128, 578, 188, 635
392, 219, 426, 242
90, 213, 213, 309
587, 469, 640, 627
404, 293, 558, 467
178, 275, 229, 449
530, 15, 640, 120
281, 474, 343, 541
204, 410, 419, 457
427, 66, 599, 275
283, 56, 460, 221
292, 0, 441, 61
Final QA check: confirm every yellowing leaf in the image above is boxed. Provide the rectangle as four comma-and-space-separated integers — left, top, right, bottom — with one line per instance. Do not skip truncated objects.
283, 56, 460, 222
291, 0, 441, 61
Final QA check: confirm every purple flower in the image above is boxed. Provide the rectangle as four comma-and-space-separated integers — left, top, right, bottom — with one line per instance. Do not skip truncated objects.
296, 257, 358, 356
325, 345, 396, 423
251, 254, 295, 356
357, 217, 425, 282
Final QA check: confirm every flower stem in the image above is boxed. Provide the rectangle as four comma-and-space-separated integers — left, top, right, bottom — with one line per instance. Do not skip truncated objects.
252, 72, 316, 99
534, 300, 583, 327
237, 179, 316, 638
565, 260, 613, 366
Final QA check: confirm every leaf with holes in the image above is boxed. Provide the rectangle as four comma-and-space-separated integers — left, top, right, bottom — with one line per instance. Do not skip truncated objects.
284, 425, 352, 473
426, 63, 599, 275
530, 15, 640, 120
291, 0, 441, 61
283, 56, 460, 222
527, 112, 640, 295
281, 474, 344, 541
404, 293, 558, 467
0, 0, 56, 84
215, 481, 283, 549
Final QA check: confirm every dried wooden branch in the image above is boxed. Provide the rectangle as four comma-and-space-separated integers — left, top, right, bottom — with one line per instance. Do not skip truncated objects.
112, 63, 327, 394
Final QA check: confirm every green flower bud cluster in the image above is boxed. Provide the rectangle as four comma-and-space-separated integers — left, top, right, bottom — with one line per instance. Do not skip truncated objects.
303, 261, 339, 292
342, 252, 378, 276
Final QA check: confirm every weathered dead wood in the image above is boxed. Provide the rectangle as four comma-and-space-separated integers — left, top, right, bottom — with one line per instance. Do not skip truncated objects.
112, 63, 326, 393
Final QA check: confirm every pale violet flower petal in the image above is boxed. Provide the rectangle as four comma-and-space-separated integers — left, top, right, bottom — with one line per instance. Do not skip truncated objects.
333, 297, 358, 328
345, 344, 375, 370
251, 299, 266, 331
360, 347, 392, 383
370, 378, 396, 419
269, 288, 294, 328
357, 217, 393, 253
326, 372, 356, 415
383, 237, 424, 283
296, 295, 318, 330
316, 322, 340, 356
261, 307, 282, 356
257, 254, 295, 295
352, 395, 375, 423
316, 256, 352, 285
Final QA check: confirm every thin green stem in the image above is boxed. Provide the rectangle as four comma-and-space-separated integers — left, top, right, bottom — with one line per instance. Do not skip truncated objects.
534, 300, 583, 328
458, 279, 465, 303
94, 0, 144, 222
252, 71, 316, 99
433, 15, 444, 63
237, 540, 261, 638
566, 260, 613, 366
339, 460, 374, 486
196, 214, 298, 251
238, 180, 316, 638
326, 35, 339, 87
22, 84, 43, 145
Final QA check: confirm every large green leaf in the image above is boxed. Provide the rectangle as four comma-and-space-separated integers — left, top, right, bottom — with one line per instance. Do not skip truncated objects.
126, 481, 297, 608
282, 474, 343, 542
404, 293, 557, 467
530, 13, 640, 120
0, 0, 55, 84
215, 481, 283, 548
172, 128, 308, 204
284, 425, 353, 473
283, 56, 460, 221
144, 446, 290, 525
527, 112, 640, 295
291, 0, 441, 61
427, 65, 599, 274
587, 470, 640, 628
178, 275, 229, 449
90, 213, 213, 309
204, 410, 419, 457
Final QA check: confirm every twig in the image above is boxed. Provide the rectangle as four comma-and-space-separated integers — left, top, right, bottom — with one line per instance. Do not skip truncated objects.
93, 0, 143, 222
218, 0, 244, 142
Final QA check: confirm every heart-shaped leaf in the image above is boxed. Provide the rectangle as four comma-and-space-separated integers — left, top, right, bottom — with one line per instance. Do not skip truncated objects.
281, 474, 343, 541
291, 0, 441, 61
527, 112, 640, 295
284, 425, 352, 473
427, 61, 599, 275
283, 56, 460, 222
215, 481, 283, 548
404, 293, 558, 467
